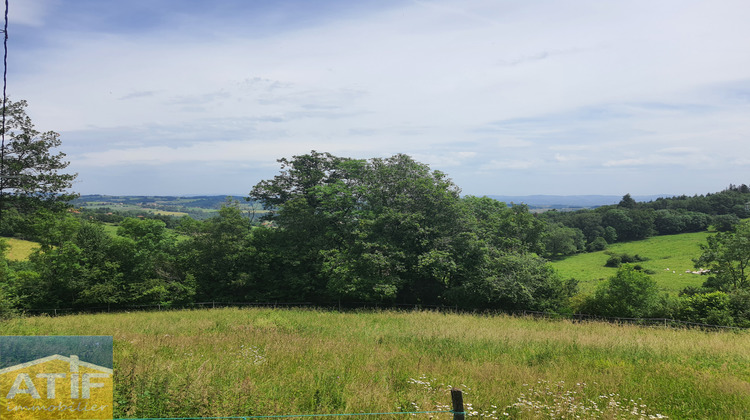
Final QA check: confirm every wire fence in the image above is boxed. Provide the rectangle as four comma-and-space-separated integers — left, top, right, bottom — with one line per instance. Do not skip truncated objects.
20, 301, 748, 331
107, 388, 466, 420
113, 409, 456, 419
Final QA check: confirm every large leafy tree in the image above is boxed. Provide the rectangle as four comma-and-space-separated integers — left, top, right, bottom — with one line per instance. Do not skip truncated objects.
250, 151, 464, 304
249, 151, 366, 302
321, 154, 464, 303
0, 99, 77, 216
179, 202, 257, 301
250, 151, 571, 311
694, 220, 750, 291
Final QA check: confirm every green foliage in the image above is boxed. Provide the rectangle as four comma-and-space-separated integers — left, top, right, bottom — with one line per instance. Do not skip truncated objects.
604, 255, 621, 268
581, 264, 661, 318
694, 220, 750, 291
654, 209, 711, 235
0, 239, 18, 317
179, 202, 256, 301
678, 291, 733, 326
586, 236, 608, 252
542, 223, 585, 258
0, 99, 77, 214
461, 196, 545, 254
602, 208, 656, 242
712, 213, 740, 232
448, 250, 574, 312
728, 288, 750, 327
249, 151, 568, 311
604, 252, 647, 268
618, 193, 637, 209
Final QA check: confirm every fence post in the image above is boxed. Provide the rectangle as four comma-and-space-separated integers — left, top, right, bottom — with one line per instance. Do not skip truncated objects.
451, 388, 464, 420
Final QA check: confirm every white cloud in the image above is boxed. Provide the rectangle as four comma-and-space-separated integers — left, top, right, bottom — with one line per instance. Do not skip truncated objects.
481, 159, 540, 171
496, 138, 533, 148
554, 153, 584, 163
12, 0, 750, 195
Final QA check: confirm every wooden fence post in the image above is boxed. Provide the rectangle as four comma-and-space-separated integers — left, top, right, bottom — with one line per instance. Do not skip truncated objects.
451, 388, 464, 420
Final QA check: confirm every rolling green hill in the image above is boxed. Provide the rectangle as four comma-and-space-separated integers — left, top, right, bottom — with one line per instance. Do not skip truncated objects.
551, 231, 712, 294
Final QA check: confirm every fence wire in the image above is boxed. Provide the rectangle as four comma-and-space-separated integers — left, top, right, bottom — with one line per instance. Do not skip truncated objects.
114, 409, 455, 419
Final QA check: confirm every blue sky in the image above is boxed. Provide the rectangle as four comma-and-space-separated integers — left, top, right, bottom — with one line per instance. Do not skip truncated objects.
10, 0, 750, 196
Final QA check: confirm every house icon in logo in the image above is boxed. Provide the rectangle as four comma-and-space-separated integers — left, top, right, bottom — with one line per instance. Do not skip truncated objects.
0, 354, 113, 420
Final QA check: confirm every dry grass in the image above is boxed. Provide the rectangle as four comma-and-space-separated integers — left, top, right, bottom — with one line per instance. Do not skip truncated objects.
2, 237, 39, 260
1, 308, 748, 419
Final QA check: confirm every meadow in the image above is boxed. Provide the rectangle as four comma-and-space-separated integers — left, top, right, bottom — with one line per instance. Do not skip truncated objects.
2, 237, 39, 261
550, 232, 712, 294
1, 308, 748, 419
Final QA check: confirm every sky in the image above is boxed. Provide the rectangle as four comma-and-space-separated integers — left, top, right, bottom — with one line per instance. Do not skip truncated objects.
8, 0, 750, 197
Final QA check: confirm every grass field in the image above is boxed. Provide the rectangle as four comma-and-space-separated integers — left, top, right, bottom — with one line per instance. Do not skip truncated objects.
1, 308, 748, 419
551, 232, 712, 294
1, 237, 39, 260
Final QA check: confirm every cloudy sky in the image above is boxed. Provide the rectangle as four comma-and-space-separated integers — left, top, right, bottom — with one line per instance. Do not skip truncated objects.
9, 0, 750, 196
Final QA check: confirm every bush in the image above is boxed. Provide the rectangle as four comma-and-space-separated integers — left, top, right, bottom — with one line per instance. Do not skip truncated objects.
604, 253, 647, 268
586, 237, 607, 252
604, 255, 621, 267
678, 291, 731, 325
728, 289, 750, 327
580, 264, 661, 318
713, 214, 740, 232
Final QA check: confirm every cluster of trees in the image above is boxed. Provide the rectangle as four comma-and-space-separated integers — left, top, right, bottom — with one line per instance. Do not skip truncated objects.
0, 152, 576, 314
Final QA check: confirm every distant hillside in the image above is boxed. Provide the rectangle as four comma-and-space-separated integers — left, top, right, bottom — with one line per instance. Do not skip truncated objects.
71, 195, 262, 220
72, 195, 251, 209
73, 194, 672, 213
484, 194, 669, 209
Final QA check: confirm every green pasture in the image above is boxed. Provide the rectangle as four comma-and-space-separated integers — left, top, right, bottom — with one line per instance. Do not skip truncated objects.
1, 237, 39, 260
1, 308, 747, 419
551, 232, 712, 294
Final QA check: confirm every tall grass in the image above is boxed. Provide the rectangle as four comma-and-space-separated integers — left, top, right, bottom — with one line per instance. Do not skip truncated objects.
1, 308, 748, 419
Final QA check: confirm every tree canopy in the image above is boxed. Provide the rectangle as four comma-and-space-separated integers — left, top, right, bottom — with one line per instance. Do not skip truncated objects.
0, 99, 77, 214
249, 151, 572, 309
694, 220, 750, 291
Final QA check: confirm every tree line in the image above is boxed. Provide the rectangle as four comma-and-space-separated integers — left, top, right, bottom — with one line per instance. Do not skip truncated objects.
0, 99, 749, 326
0, 152, 575, 315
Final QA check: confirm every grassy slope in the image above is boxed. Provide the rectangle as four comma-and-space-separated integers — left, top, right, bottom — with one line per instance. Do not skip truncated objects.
2, 237, 39, 260
551, 232, 712, 294
1, 308, 748, 419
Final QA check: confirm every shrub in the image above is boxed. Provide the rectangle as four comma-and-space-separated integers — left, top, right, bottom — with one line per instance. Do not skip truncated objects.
586, 236, 607, 252
678, 291, 731, 325
604, 255, 622, 267
580, 264, 661, 318
604, 252, 648, 268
